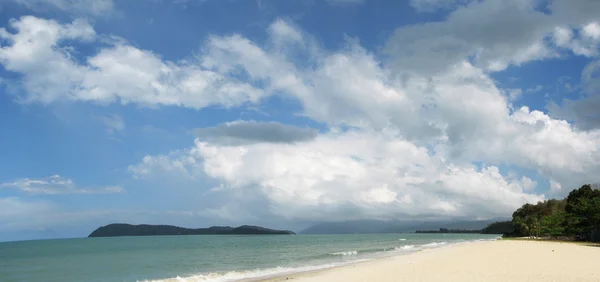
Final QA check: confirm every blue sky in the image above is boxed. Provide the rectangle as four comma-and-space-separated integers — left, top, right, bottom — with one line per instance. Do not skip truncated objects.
1, 0, 600, 242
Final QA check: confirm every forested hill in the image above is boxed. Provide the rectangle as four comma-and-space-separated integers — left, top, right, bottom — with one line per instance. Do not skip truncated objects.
506, 184, 600, 242
88, 224, 295, 237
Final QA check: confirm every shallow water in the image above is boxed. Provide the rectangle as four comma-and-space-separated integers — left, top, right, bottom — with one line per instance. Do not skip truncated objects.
0, 233, 498, 282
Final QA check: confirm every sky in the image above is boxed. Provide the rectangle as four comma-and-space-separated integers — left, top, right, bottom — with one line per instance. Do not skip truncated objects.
1, 0, 600, 242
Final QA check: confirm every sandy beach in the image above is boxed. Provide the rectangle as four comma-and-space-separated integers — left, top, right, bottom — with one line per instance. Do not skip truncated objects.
261, 240, 600, 282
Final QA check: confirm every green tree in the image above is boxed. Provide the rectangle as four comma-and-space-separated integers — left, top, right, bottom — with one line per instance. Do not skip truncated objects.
540, 211, 566, 238
481, 221, 513, 234
565, 185, 600, 236
508, 184, 600, 241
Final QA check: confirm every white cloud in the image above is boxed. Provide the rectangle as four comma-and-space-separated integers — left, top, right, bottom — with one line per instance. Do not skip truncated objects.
125, 17, 600, 223
268, 19, 304, 46
521, 176, 537, 192
550, 179, 562, 193
199, 22, 600, 189
129, 152, 203, 180
4, 11, 600, 225
99, 114, 125, 134
553, 22, 600, 57
129, 133, 545, 222
506, 88, 523, 102
0, 16, 267, 109
0, 175, 124, 195
13, 0, 114, 16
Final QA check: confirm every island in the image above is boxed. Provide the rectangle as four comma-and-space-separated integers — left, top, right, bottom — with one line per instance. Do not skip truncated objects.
88, 223, 295, 237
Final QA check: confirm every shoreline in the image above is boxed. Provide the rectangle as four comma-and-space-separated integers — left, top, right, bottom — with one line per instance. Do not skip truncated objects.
243, 239, 494, 282
254, 239, 600, 282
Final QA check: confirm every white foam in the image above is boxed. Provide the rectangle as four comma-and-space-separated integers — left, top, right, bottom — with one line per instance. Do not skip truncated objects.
330, 250, 358, 256
398, 238, 407, 241
395, 245, 415, 250
421, 242, 447, 248
142, 239, 492, 282
142, 264, 341, 282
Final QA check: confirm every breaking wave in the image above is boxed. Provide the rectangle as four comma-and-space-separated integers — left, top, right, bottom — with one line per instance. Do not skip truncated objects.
422, 242, 447, 248
329, 250, 358, 256
141, 238, 494, 282
395, 244, 415, 250
142, 264, 342, 282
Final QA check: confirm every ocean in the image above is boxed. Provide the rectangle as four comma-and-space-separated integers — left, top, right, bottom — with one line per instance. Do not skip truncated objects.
0, 233, 498, 282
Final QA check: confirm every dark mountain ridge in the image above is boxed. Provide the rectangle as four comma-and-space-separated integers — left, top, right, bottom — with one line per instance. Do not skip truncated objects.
88, 223, 295, 237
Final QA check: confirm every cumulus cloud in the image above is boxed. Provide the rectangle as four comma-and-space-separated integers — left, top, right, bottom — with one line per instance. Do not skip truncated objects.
552, 22, 600, 57
125, 17, 600, 223
0, 175, 124, 195
129, 133, 545, 222
385, 0, 557, 74
521, 176, 537, 192
385, 0, 600, 75
0, 16, 266, 109
195, 121, 318, 145
12, 0, 115, 15
3, 10, 600, 224
199, 19, 600, 190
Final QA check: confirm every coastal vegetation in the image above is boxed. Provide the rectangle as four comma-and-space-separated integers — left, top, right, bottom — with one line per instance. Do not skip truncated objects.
505, 184, 600, 242
415, 221, 514, 234
416, 228, 482, 234
481, 221, 514, 234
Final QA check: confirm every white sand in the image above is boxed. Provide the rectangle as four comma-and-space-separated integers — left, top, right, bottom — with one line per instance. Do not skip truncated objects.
261, 240, 600, 282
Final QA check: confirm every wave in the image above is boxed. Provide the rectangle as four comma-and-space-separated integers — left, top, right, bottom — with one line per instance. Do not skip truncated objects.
329, 250, 358, 256
398, 238, 407, 241
422, 242, 447, 248
395, 244, 415, 250
143, 257, 374, 282
142, 238, 488, 282
142, 264, 341, 282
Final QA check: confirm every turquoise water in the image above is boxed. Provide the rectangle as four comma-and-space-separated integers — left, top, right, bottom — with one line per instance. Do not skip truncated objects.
0, 234, 498, 282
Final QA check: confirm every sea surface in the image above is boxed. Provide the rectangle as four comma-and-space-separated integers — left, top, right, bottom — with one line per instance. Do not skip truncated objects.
0, 233, 498, 282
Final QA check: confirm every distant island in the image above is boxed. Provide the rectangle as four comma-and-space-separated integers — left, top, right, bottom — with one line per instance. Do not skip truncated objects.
88, 224, 295, 237
416, 221, 515, 234
416, 229, 482, 234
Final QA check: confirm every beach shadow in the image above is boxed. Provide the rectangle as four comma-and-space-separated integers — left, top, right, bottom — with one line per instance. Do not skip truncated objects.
583, 244, 600, 248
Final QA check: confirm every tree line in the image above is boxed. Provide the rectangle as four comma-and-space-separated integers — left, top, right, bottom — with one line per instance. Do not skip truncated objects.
414, 222, 515, 235
504, 184, 600, 241
416, 228, 482, 234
